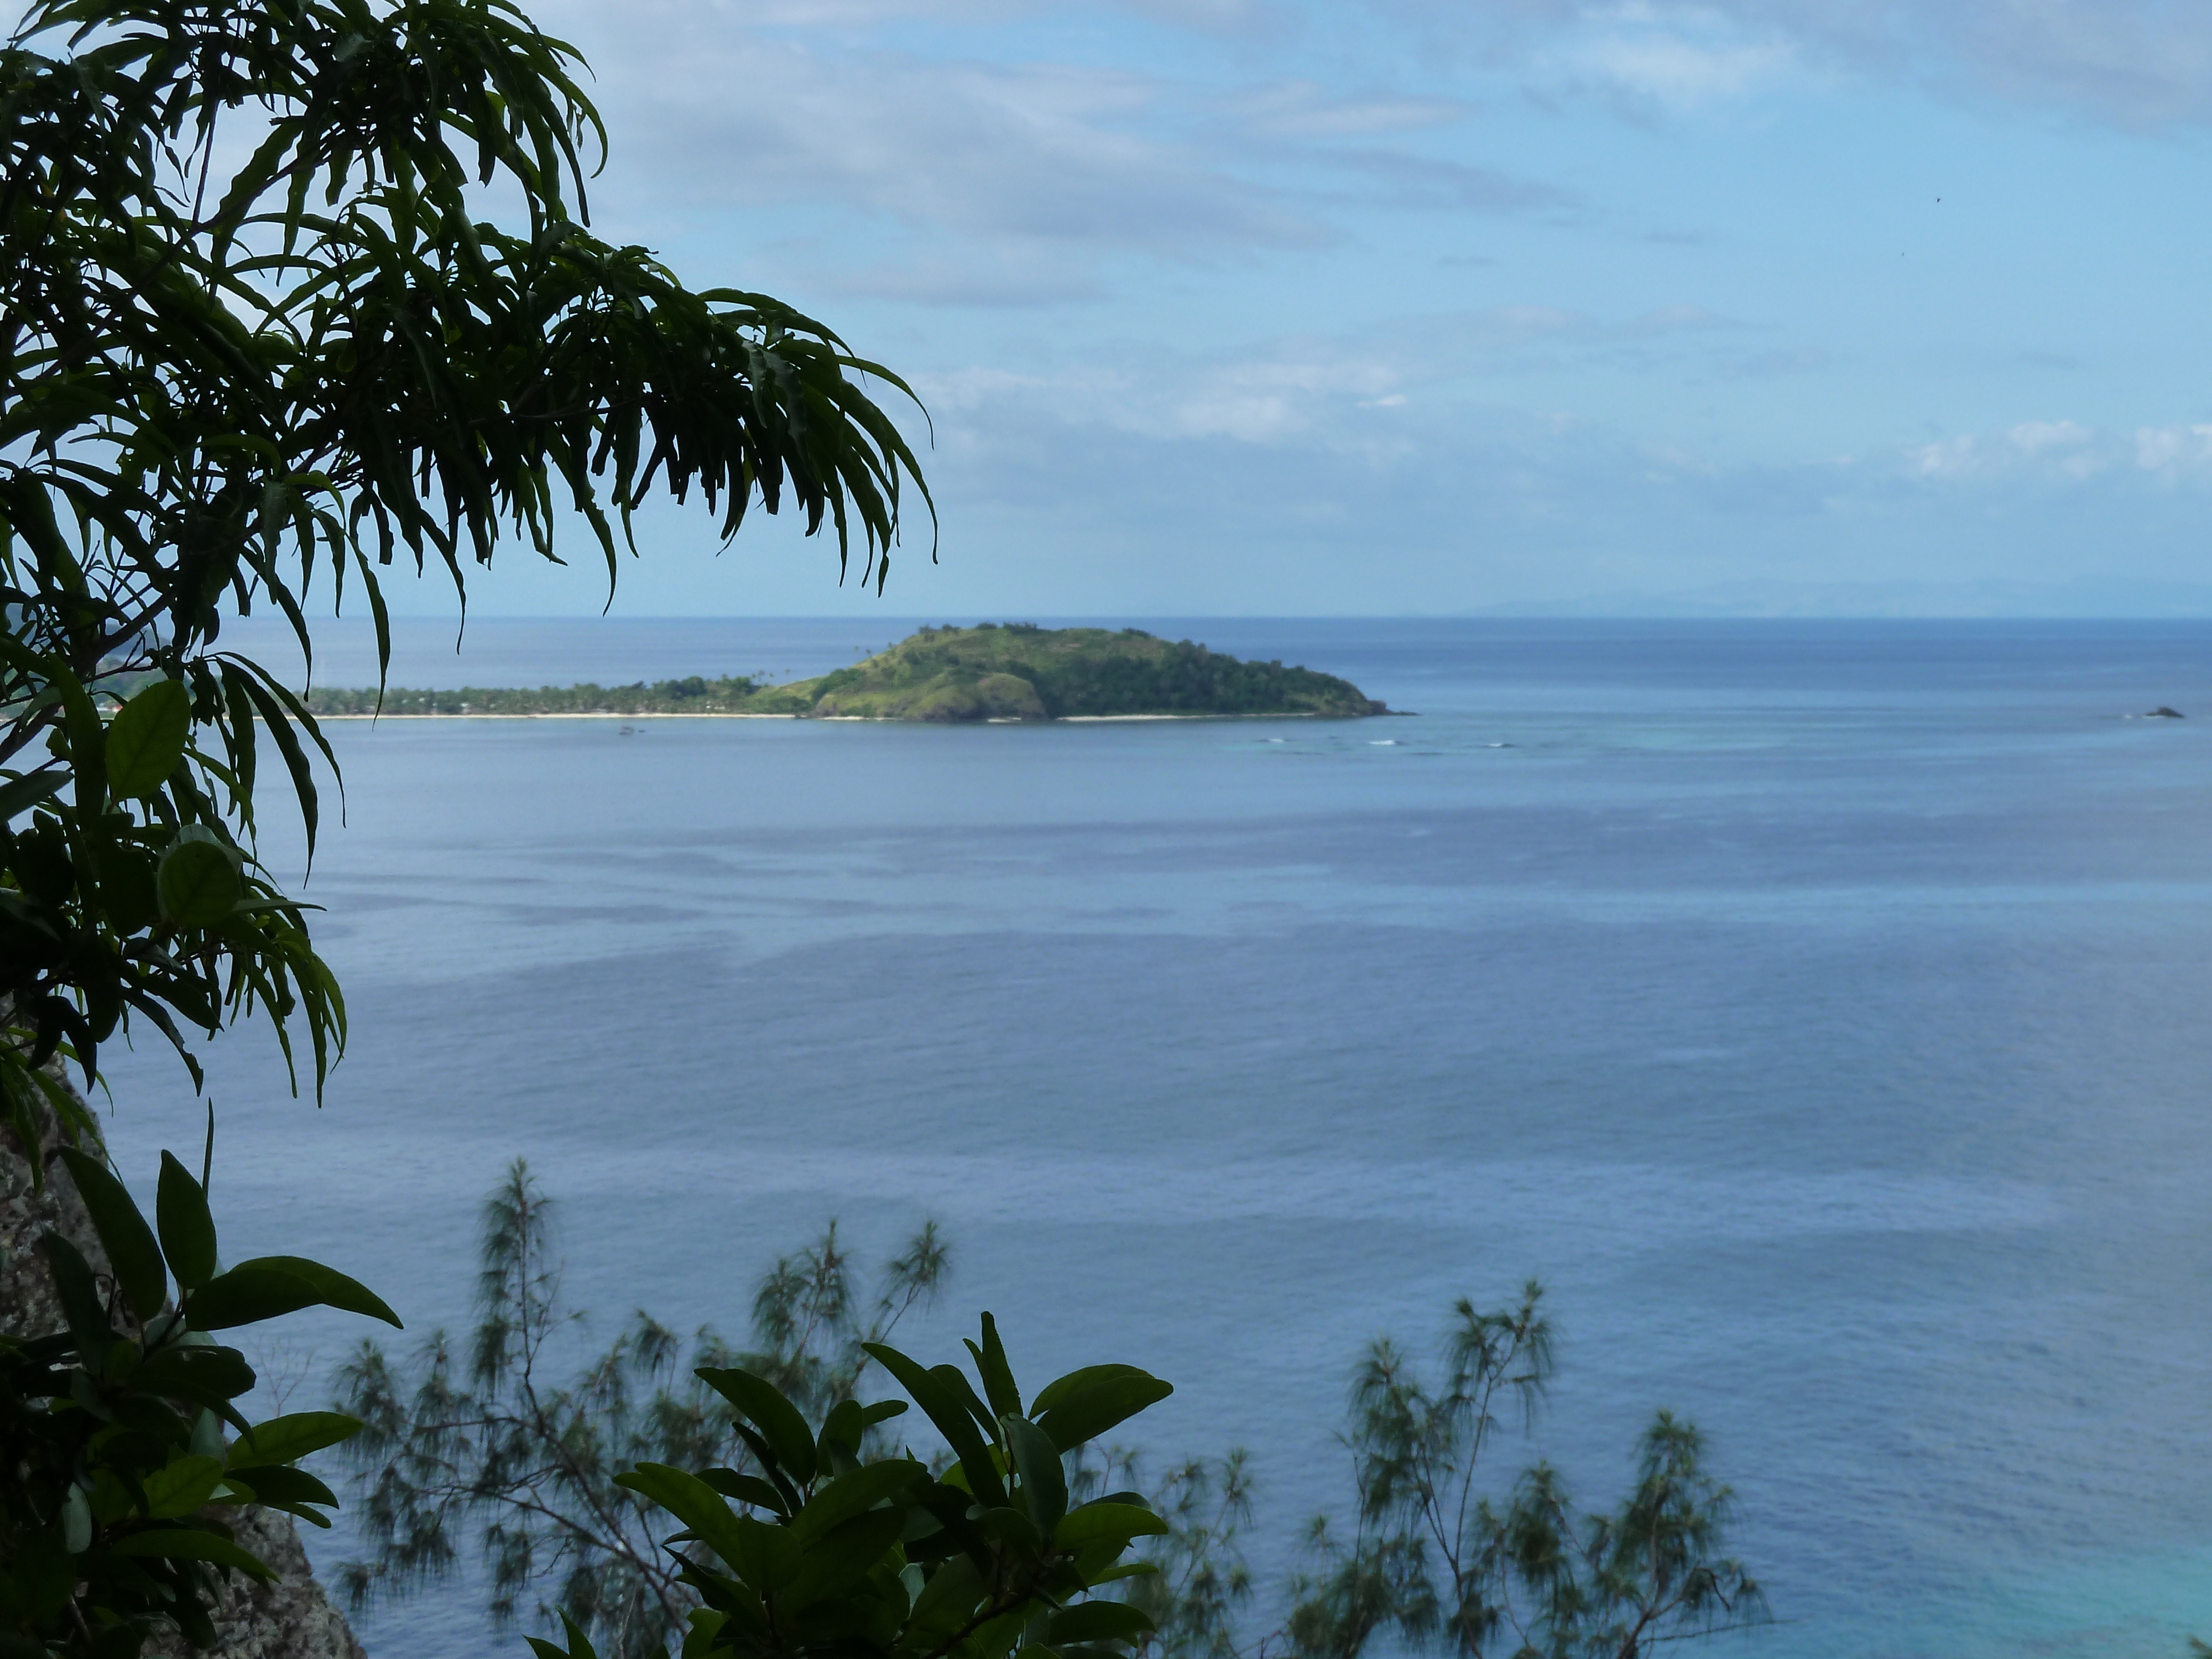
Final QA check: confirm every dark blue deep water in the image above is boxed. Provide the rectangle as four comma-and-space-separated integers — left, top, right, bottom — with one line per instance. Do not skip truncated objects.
98, 618, 2212, 1658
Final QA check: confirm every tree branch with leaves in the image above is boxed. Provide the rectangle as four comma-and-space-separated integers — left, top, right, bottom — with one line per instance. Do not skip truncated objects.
0, 0, 931, 1151
1285, 1288, 1764, 1659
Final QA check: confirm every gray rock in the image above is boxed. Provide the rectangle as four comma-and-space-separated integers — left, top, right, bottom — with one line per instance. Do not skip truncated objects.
0, 1092, 100, 1342
143, 1509, 368, 1659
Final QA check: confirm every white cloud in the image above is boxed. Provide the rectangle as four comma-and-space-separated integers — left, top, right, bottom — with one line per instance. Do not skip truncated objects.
521, 1, 1578, 306
1933, 1, 2212, 129
1570, 20, 1798, 109
1321, 149, 1579, 214
1907, 434, 1980, 478
909, 304, 1736, 449
2133, 422, 2212, 479
1225, 81, 1475, 139
904, 381, 2212, 612
1900, 418, 2212, 486
530, 3, 1335, 281
1373, 0, 2212, 127
2007, 418, 2091, 453
639, 43, 1319, 252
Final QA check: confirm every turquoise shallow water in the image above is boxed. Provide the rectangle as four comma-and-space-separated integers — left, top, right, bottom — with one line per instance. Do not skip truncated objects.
96, 618, 2212, 1658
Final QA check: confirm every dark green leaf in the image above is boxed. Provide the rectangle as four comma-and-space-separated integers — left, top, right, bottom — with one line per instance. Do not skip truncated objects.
1005, 1413, 1067, 1535
37, 1232, 114, 1360
1053, 1503, 1170, 1554
1088, 1562, 1160, 1585
1034, 1370, 1173, 1454
977, 1505, 1046, 1557
109, 1527, 276, 1581
696, 1366, 818, 1485
156, 1152, 219, 1293
187, 1258, 400, 1331
526, 1614, 601, 1659
900, 1552, 986, 1650
1029, 1364, 1152, 1417
105, 679, 191, 799
56, 1148, 166, 1323
95, 842, 161, 934
231, 1411, 364, 1469
0, 768, 66, 824
861, 1342, 1008, 1507
158, 836, 243, 927
780, 1506, 907, 1611
931, 1363, 999, 1434
819, 1397, 868, 1462
135, 1345, 258, 1418
1048, 1603, 1155, 1646
789, 1459, 928, 1550
617, 1463, 789, 1587
701, 1468, 790, 1515
141, 1454, 226, 1519
222, 1463, 341, 1515
968, 1311, 1022, 1417
225, 662, 326, 867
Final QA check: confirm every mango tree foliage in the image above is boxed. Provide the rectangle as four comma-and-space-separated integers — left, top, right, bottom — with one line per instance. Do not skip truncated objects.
0, 0, 931, 1145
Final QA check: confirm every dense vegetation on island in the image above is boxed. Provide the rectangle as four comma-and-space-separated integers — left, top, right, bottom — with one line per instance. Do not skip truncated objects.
301, 624, 1391, 721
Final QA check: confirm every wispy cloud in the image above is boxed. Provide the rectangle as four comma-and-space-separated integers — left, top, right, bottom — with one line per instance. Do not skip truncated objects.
916, 305, 1738, 445
899, 362, 2212, 604
529, 0, 1576, 307
495, 0, 2212, 613
2133, 423, 2212, 481
1371, 0, 2212, 128
1223, 81, 1475, 139
1901, 418, 2212, 486
1320, 149, 1579, 214
600, 37, 1323, 253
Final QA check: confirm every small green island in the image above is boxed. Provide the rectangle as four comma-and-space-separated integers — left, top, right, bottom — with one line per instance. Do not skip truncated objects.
305, 623, 1393, 722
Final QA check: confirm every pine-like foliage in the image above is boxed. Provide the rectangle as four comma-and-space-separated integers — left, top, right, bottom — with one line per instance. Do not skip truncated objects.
1286, 1286, 1764, 1659
1072, 1447, 1256, 1659
332, 1162, 947, 1658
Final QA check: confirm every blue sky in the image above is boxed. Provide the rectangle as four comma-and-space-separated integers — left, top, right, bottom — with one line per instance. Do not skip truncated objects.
435, 0, 2212, 617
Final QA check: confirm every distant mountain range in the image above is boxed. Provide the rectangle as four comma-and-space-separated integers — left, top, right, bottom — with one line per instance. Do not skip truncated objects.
1480, 578, 2212, 619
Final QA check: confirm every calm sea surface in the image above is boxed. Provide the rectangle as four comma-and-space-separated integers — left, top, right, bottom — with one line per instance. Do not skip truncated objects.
98, 618, 2212, 1659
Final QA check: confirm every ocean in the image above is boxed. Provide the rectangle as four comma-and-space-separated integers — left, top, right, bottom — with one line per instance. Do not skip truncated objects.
95, 617, 2212, 1659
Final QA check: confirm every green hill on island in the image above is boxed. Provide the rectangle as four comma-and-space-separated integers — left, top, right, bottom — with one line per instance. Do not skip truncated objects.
304, 624, 1391, 722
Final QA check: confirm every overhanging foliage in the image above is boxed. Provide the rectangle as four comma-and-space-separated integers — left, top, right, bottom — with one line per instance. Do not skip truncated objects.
0, 0, 931, 1145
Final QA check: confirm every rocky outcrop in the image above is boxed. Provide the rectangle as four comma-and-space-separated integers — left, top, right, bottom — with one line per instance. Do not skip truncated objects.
144, 1509, 368, 1659
2, 1092, 370, 1659
0, 1098, 100, 1343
